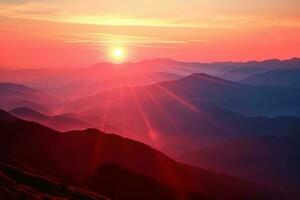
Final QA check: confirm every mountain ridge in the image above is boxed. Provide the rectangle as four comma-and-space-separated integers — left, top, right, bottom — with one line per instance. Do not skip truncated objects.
0, 109, 284, 200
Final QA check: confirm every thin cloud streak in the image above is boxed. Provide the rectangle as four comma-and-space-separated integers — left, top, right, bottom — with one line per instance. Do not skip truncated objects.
1, 1, 300, 29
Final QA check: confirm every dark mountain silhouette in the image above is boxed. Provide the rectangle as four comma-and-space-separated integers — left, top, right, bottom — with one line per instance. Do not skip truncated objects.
85, 164, 207, 200
0, 82, 55, 114
0, 110, 284, 200
241, 68, 300, 88
10, 107, 94, 131
180, 136, 300, 196
10, 107, 49, 121
0, 108, 18, 122
0, 163, 108, 200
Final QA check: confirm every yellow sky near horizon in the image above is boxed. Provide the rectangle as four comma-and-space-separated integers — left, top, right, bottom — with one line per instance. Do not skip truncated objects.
1, 0, 300, 28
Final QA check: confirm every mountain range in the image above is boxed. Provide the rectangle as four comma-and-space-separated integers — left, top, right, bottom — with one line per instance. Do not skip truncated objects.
1, 58, 299, 98
241, 68, 300, 88
1, 58, 300, 199
180, 135, 300, 194
0, 83, 53, 114
61, 73, 300, 154
10, 107, 94, 131
0, 110, 286, 200
0, 162, 108, 200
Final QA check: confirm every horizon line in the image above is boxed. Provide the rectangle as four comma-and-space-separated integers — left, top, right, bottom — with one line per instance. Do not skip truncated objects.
1, 57, 299, 70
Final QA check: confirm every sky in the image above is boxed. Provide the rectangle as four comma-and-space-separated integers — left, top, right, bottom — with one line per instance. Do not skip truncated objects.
0, 0, 300, 68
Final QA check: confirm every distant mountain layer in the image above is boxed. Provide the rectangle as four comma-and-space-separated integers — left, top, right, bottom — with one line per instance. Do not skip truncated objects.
0, 110, 283, 200
63, 73, 300, 154
1, 58, 300, 97
0, 68, 184, 98
0, 163, 108, 200
0, 83, 55, 114
241, 68, 300, 88
66, 72, 300, 117
217, 58, 300, 80
159, 73, 300, 117
10, 107, 94, 131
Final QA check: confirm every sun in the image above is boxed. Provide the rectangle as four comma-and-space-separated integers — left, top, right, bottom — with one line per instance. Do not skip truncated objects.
110, 47, 126, 62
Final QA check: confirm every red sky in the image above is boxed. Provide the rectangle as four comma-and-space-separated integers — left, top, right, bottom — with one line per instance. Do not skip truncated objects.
0, 0, 300, 68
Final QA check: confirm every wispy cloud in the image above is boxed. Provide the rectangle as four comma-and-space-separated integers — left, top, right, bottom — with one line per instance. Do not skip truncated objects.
62, 32, 207, 50
1, 1, 299, 29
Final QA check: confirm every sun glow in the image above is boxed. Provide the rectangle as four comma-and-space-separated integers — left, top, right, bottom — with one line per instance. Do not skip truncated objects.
110, 47, 126, 62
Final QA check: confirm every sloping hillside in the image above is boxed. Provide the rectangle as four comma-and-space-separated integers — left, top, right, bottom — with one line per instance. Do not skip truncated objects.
10, 107, 94, 131
0, 83, 55, 114
0, 163, 108, 200
0, 110, 283, 200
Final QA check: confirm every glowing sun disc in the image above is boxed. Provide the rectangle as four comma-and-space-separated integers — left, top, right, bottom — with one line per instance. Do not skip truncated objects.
111, 47, 126, 61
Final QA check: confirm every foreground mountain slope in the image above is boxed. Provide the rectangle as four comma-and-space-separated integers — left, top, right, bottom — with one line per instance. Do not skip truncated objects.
180, 136, 300, 195
0, 110, 283, 200
85, 164, 207, 200
0, 163, 108, 200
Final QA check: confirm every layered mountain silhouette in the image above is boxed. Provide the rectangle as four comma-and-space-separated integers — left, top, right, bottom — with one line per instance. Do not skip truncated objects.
2, 58, 300, 199
66, 72, 300, 117
180, 136, 300, 196
156, 73, 300, 117
218, 58, 300, 80
10, 107, 94, 131
1, 58, 299, 97
63, 73, 300, 154
0, 66, 184, 98
0, 83, 60, 114
241, 68, 300, 88
0, 83, 53, 114
0, 110, 284, 200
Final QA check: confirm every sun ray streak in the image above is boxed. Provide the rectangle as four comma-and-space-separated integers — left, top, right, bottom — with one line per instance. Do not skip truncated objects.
123, 81, 186, 200
153, 83, 199, 112
141, 76, 185, 133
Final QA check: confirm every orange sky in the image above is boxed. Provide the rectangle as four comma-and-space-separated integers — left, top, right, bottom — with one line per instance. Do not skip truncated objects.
0, 0, 300, 68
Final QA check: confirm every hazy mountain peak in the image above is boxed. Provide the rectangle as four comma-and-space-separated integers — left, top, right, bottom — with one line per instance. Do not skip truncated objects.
181, 73, 244, 87
0, 82, 38, 92
0, 109, 18, 123
10, 107, 46, 115
10, 107, 49, 120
